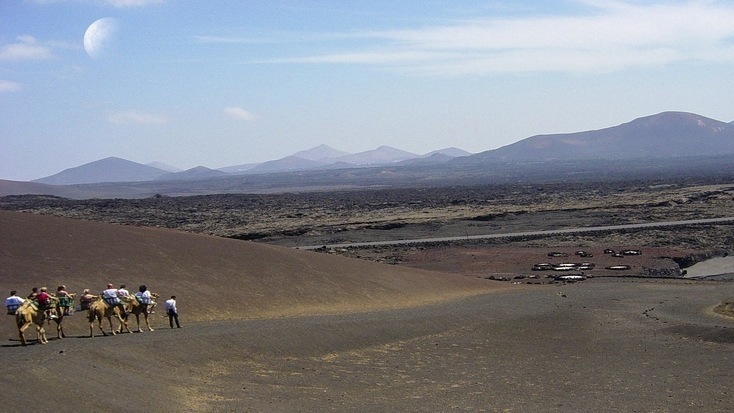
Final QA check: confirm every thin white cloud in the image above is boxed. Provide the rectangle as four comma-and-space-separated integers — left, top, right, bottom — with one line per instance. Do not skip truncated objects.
195, 31, 343, 45
195, 36, 269, 45
0, 35, 52, 61
264, 1, 734, 75
0, 80, 22, 93
224, 107, 256, 121
108, 110, 168, 125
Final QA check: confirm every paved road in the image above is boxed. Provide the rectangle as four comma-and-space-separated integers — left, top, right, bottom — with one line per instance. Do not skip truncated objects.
297, 216, 734, 249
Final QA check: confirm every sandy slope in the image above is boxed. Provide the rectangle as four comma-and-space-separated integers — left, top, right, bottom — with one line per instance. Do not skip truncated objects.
1, 211, 733, 412
0, 210, 499, 325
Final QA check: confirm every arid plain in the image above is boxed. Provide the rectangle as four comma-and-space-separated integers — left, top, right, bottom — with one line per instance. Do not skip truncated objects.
1, 179, 733, 412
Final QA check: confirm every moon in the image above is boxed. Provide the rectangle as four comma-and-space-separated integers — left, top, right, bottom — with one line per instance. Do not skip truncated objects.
84, 18, 118, 59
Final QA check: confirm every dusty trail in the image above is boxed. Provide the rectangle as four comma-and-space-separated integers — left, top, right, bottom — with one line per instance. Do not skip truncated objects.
2, 279, 732, 412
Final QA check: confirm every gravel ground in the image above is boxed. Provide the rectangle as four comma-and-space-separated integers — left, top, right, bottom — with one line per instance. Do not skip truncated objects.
2, 279, 732, 412
1, 192, 733, 413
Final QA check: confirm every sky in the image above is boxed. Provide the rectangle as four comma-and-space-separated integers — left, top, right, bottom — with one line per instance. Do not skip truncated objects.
3, 0, 734, 181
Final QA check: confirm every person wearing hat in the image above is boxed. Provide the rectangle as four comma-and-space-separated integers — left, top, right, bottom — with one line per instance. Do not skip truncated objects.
5, 291, 24, 315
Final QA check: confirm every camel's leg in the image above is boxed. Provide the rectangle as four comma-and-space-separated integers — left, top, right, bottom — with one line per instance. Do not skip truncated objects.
36, 324, 48, 344
56, 318, 65, 339
98, 314, 108, 336
134, 314, 142, 333
144, 313, 154, 332
18, 320, 32, 346
87, 311, 95, 337
117, 314, 131, 334
116, 314, 129, 334
106, 316, 116, 335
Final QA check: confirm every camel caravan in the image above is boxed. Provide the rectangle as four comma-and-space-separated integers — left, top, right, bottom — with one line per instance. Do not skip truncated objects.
5, 284, 159, 346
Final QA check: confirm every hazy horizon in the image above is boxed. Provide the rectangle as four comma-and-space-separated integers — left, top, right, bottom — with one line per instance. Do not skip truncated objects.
3, 1, 734, 181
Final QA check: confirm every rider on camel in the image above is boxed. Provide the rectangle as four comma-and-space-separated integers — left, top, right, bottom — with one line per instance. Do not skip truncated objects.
27, 287, 38, 300
101, 283, 126, 317
135, 285, 155, 314
79, 289, 98, 311
56, 285, 74, 316
36, 287, 58, 320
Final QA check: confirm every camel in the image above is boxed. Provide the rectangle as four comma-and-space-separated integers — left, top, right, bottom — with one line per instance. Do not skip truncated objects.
87, 298, 131, 337
121, 292, 159, 333
15, 300, 49, 346
51, 292, 76, 340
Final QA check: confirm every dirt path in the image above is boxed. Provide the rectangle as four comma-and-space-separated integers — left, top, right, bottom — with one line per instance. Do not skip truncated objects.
684, 256, 734, 278
2, 279, 733, 412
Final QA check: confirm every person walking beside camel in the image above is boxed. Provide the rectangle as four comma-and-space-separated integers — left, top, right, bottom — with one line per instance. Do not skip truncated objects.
164, 296, 181, 328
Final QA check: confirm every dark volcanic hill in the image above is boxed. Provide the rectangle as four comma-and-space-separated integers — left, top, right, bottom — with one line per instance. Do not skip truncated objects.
34, 156, 167, 185
458, 111, 734, 164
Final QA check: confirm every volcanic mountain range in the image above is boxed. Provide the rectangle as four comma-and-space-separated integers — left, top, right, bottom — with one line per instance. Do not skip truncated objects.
34, 145, 471, 186
28, 111, 734, 186
2, 111, 734, 199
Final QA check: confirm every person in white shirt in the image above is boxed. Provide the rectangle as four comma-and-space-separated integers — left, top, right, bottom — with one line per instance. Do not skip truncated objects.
164, 295, 181, 328
135, 285, 152, 305
101, 284, 119, 305
101, 284, 126, 316
135, 285, 157, 314
117, 284, 130, 299
5, 291, 24, 315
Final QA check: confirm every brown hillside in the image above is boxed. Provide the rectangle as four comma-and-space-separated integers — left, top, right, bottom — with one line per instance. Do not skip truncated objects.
2, 210, 732, 412
0, 210, 499, 325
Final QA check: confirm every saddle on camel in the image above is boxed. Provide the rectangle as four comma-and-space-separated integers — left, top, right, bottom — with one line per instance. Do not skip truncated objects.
55, 285, 75, 316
